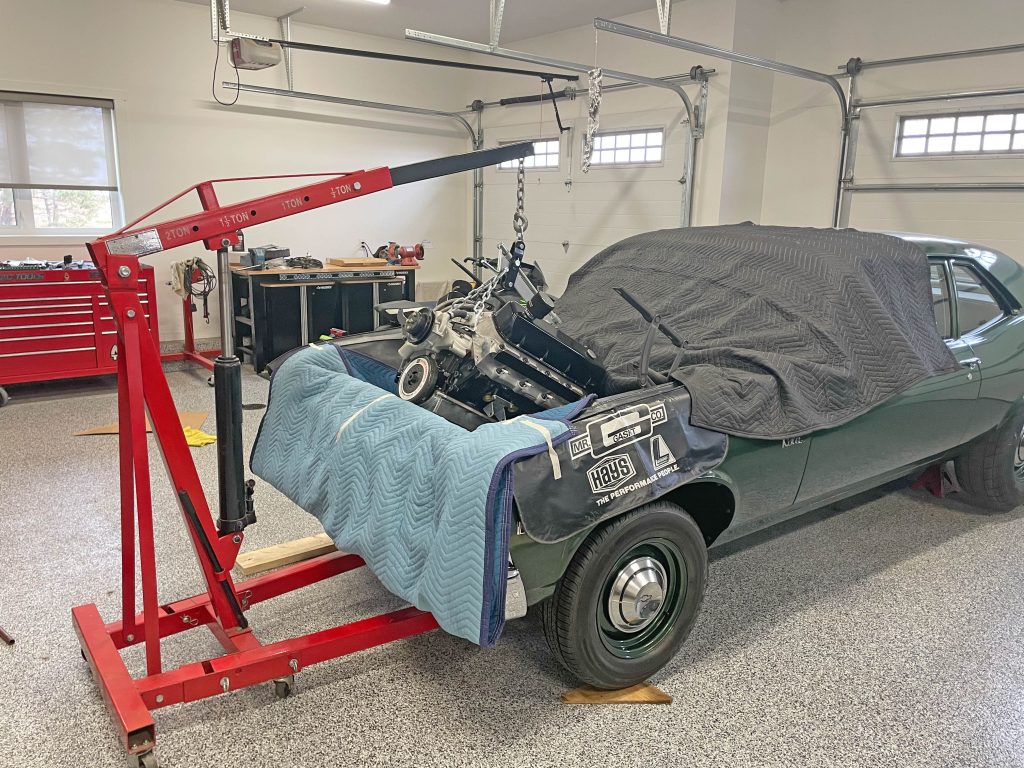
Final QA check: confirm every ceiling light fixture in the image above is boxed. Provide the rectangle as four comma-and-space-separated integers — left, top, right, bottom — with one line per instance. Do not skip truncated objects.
361, 0, 391, 5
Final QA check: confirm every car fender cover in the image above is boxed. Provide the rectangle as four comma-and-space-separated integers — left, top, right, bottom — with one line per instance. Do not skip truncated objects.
513, 385, 727, 543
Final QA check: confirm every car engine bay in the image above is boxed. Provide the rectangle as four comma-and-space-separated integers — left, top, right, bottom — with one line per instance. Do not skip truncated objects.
394, 241, 607, 423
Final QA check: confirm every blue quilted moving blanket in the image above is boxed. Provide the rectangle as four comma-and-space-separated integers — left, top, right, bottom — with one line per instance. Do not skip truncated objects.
251, 344, 586, 647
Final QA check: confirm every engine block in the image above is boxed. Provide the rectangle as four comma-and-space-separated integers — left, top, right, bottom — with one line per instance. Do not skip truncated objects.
395, 299, 604, 419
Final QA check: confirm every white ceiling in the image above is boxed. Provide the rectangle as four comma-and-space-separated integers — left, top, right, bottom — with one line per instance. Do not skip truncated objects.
183, 0, 659, 43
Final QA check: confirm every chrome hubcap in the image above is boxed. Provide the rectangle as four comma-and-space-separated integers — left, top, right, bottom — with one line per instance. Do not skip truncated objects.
607, 556, 668, 633
1015, 424, 1024, 477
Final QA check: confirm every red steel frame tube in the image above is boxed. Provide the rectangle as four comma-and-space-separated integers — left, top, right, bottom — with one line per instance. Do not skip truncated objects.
178, 294, 219, 371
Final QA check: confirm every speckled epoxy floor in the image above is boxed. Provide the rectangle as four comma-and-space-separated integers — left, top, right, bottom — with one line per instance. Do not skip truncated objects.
1, 367, 1023, 768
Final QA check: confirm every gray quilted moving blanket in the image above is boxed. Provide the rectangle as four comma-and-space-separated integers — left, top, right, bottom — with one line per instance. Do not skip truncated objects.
554, 224, 958, 439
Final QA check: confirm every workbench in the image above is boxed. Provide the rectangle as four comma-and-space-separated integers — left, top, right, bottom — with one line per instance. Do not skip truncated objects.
229, 264, 417, 372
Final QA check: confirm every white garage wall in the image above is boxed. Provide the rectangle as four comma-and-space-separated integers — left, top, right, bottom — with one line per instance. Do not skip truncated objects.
465, 1, 751, 293
467, 0, 1024, 288
3, 0, 1020, 343
760, 0, 1024, 260
0, 0, 476, 342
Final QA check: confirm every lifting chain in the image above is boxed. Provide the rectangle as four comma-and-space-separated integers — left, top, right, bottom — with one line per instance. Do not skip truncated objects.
464, 155, 528, 322
471, 276, 496, 320
512, 156, 528, 241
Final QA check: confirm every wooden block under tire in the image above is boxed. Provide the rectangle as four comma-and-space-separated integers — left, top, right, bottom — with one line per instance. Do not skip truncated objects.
561, 682, 672, 705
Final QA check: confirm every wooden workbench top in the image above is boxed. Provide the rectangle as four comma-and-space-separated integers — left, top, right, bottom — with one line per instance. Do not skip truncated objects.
231, 263, 420, 275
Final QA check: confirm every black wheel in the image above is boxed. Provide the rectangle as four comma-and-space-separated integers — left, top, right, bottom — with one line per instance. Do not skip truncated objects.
273, 679, 292, 699
955, 405, 1024, 511
397, 356, 438, 404
542, 501, 708, 690
127, 751, 158, 768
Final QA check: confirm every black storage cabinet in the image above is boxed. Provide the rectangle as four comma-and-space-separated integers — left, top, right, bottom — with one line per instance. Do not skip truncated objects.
230, 266, 416, 372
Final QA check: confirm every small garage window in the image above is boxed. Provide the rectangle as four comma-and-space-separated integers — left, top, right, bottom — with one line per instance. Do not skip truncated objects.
498, 139, 560, 170
896, 110, 1024, 157
588, 129, 663, 167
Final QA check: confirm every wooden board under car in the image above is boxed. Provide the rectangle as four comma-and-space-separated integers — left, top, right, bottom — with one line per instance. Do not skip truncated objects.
561, 682, 672, 705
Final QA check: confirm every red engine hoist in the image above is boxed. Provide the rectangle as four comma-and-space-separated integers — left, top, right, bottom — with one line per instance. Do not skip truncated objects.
72, 141, 534, 768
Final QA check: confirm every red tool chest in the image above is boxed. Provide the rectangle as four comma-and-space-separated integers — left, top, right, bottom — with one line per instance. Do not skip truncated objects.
0, 265, 159, 400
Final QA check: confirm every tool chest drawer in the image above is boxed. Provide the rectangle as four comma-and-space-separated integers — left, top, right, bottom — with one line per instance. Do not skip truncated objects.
0, 265, 159, 389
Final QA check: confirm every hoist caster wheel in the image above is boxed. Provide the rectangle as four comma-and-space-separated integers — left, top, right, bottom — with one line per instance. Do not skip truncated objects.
0, 387, 9, 407
80, 648, 87, 661
207, 375, 215, 387
273, 678, 292, 699
127, 750, 158, 768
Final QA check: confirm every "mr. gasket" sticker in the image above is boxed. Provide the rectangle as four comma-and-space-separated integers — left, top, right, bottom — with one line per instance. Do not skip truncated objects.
569, 401, 668, 460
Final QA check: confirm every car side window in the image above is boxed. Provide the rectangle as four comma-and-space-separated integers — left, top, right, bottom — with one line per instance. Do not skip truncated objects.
929, 262, 953, 339
951, 263, 1003, 335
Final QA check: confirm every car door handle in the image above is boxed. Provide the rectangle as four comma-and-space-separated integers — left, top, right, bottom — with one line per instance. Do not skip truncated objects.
959, 357, 981, 368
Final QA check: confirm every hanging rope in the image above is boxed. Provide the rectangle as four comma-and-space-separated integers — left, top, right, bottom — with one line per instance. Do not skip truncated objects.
581, 68, 602, 174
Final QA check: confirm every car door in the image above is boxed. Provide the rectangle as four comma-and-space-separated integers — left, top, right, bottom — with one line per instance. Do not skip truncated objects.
945, 259, 1022, 438
794, 259, 981, 505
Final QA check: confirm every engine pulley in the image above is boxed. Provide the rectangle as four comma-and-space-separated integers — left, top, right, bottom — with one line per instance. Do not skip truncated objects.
397, 356, 439, 404
403, 307, 434, 344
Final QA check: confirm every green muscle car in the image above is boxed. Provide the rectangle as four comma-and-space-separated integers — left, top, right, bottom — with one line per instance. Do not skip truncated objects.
507, 234, 1024, 689
338, 230, 1024, 690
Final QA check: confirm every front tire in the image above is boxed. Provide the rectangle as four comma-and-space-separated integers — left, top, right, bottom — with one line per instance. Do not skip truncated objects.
955, 405, 1024, 511
542, 501, 708, 690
